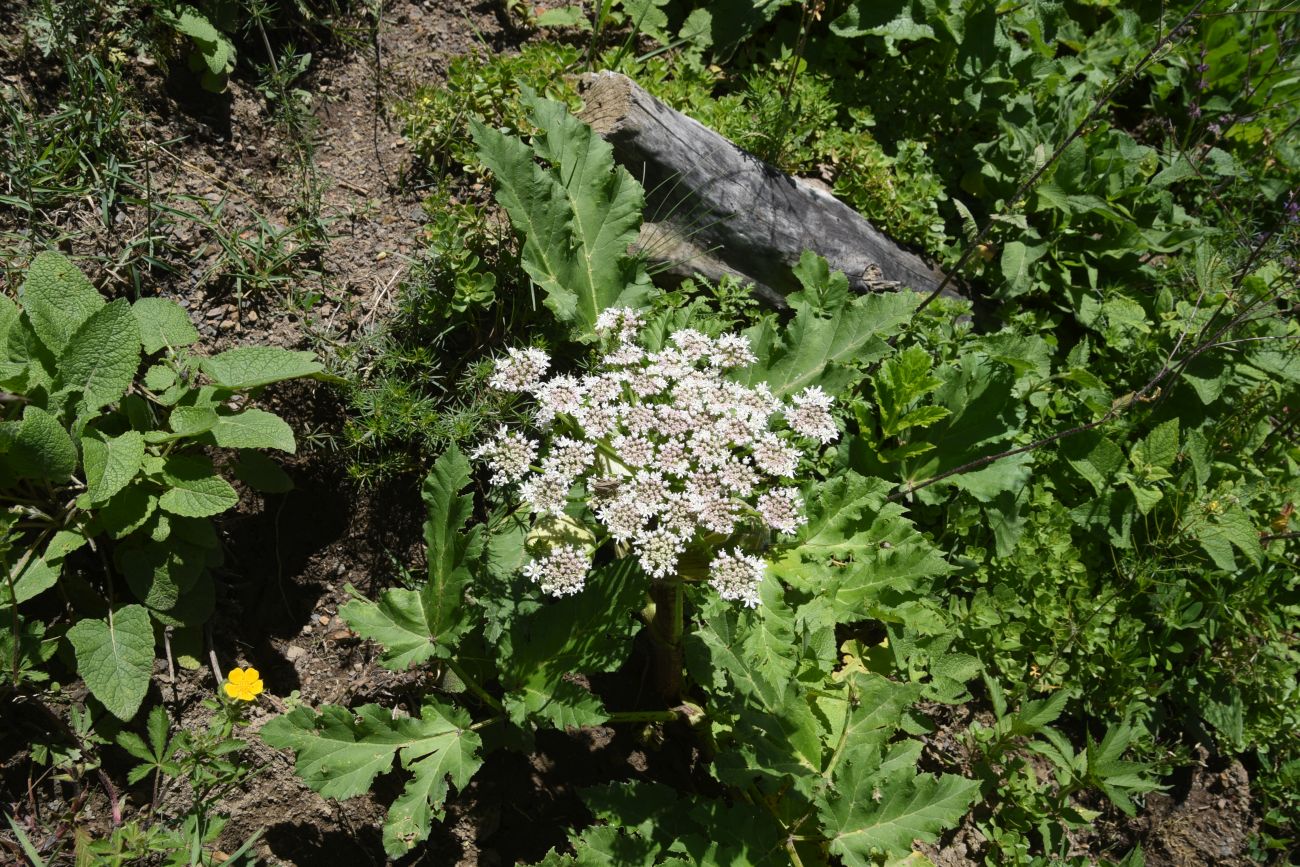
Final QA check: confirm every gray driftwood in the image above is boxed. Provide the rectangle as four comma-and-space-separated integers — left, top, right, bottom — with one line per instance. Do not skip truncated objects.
578, 71, 956, 305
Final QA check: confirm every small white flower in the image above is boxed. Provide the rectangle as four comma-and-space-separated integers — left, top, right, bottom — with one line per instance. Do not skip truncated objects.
489, 347, 551, 393
669, 329, 714, 363
535, 375, 587, 425
595, 307, 645, 343
710, 333, 757, 368
634, 527, 686, 579
542, 436, 595, 482
625, 470, 671, 516
594, 494, 646, 542
751, 433, 800, 477
611, 433, 656, 468
757, 487, 805, 534
523, 545, 589, 597
471, 426, 537, 485
519, 471, 571, 517
786, 386, 838, 444
709, 548, 766, 608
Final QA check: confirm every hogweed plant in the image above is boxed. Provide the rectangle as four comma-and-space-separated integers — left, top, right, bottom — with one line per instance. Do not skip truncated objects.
475, 307, 837, 607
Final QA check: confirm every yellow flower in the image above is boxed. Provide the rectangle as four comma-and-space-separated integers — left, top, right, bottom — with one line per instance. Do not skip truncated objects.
224, 667, 264, 702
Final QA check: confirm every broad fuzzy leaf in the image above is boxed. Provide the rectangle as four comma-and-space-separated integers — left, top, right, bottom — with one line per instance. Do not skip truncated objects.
81, 431, 145, 505
19, 251, 104, 355
200, 347, 322, 389
10, 405, 76, 483
133, 298, 199, 353
471, 93, 651, 334
261, 700, 482, 858
206, 408, 296, 452
56, 298, 141, 413
66, 605, 154, 721
158, 455, 239, 517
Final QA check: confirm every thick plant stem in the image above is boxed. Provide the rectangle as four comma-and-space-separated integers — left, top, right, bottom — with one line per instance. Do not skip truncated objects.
647, 579, 685, 703
446, 659, 505, 713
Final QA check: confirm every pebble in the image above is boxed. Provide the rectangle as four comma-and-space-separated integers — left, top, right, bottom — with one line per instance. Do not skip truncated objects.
246, 310, 258, 322
219, 319, 235, 330
285, 645, 307, 662
301, 624, 312, 635
319, 615, 331, 627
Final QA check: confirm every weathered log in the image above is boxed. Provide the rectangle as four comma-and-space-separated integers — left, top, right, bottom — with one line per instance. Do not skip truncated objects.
578, 71, 959, 305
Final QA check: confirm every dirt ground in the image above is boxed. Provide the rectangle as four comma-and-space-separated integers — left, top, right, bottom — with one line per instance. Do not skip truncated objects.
0, 1, 1268, 864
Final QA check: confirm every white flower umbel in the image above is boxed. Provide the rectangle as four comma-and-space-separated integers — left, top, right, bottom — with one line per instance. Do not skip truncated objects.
787, 386, 838, 444
471, 426, 537, 485
708, 549, 767, 608
489, 347, 550, 393
522, 545, 590, 597
476, 309, 840, 605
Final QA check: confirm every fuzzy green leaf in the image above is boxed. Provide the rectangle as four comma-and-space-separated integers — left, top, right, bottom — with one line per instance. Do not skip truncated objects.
132, 298, 199, 354
342, 447, 481, 668
10, 405, 77, 483
56, 298, 141, 414
206, 408, 296, 452
81, 431, 145, 506
200, 347, 322, 390
66, 605, 154, 721
232, 450, 294, 493
158, 456, 239, 517
19, 251, 104, 355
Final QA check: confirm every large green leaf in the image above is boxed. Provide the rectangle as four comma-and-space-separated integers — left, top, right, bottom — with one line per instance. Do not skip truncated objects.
471, 93, 651, 334
56, 298, 141, 413
80, 430, 145, 506
200, 347, 322, 389
341, 447, 482, 669
66, 604, 155, 721
10, 405, 77, 483
739, 289, 917, 398
261, 700, 482, 858
158, 455, 239, 517
818, 765, 980, 863
206, 408, 296, 452
19, 251, 104, 356
500, 559, 645, 726
132, 297, 199, 354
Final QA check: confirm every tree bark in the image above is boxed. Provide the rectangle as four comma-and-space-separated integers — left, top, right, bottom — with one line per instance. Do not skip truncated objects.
578, 71, 960, 305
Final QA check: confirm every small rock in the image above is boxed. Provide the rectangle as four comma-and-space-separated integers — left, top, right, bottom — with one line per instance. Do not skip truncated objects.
301, 624, 312, 635
206, 306, 225, 319
285, 645, 307, 662
219, 319, 235, 330
246, 310, 258, 322
319, 615, 331, 627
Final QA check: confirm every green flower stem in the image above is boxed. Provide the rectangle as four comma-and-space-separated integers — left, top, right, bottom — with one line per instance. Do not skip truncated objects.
445, 659, 504, 713
606, 709, 685, 724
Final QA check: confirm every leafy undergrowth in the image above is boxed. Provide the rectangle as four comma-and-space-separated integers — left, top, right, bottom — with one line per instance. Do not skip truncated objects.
3, 0, 1299, 865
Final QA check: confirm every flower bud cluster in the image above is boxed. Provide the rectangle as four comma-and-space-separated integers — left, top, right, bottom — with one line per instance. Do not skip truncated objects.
473, 308, 838, 606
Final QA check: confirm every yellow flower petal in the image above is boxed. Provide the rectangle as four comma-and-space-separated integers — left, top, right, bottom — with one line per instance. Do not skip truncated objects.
224, 681, 243, 699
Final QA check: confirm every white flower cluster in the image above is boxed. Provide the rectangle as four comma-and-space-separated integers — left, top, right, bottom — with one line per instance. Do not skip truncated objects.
474, 309, 838, 606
